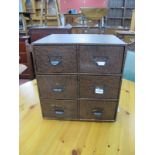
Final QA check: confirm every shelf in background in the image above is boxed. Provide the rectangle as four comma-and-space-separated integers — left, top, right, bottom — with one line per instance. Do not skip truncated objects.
107, 0, 135, 27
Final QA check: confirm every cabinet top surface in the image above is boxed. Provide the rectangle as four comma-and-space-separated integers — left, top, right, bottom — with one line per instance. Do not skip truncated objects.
32, 34, 126, 46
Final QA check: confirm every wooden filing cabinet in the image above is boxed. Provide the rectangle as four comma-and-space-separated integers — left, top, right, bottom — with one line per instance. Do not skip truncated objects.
32, 34, 126, 121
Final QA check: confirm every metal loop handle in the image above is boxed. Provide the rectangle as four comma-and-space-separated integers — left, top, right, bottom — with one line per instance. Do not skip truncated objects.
93, 57, 107, 67
50, 60, 61, 66
92, 110, 103, 117
95, 87, 104, 94
55, 110, 64, 115
49, 56, 62, 66
52, 87, 64, 93
95, 60, 106, 66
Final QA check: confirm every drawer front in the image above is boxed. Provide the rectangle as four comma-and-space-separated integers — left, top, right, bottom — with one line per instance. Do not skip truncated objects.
34, 46, 77, 74
40, 99, 77, 119
37, 75, 77, 99
80, 100, 117, 121
80, 75, 121, 99
79, 46, 124, 74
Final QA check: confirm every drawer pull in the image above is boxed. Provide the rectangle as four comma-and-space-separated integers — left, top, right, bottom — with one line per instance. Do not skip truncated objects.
95, 87, 104, 94
52, 87, 64, 93
92, 110, 103, 117
49, 56, 62, 66
55, 110, 64, 115
50, 60, 61, 66
96, 60, 106, 66
93, 57, 107, 67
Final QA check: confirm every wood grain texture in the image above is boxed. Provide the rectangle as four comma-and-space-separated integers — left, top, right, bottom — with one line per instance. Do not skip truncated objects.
19, 79, 135, 155
79, 75, 121, 99
33, 41, 126, 121
79, 100, 117, 120
37, 75, 77, 99
40, 99, 77, 119
34, 45, 77, 74
79, 46, 124, 74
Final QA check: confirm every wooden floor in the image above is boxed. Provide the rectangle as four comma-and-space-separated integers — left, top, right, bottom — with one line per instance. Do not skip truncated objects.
19, 79, 135, 155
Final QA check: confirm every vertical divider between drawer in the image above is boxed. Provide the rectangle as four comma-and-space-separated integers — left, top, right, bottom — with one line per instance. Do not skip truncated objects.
76, 45, 80, 119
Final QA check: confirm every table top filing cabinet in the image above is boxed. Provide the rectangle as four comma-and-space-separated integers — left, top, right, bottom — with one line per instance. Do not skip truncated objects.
32, 34, 126, 122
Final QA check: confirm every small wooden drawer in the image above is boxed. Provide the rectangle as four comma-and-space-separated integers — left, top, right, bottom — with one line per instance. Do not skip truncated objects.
80, 75, 121, 99
79, 45, 124, 74
37, 75, 77, 99
33, 46, 77, 74
80, 100, 117, 121
40, 99, 77, 120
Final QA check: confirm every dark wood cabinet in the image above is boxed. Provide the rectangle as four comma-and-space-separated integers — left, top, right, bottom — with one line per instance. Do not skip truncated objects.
28, 26, 72, 42
32, 34, 126, 121
19, 36, 34, 79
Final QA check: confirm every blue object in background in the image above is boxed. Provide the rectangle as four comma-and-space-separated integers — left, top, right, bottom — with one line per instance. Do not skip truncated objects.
123, 51, 135, 82
68, 9, 78, 14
